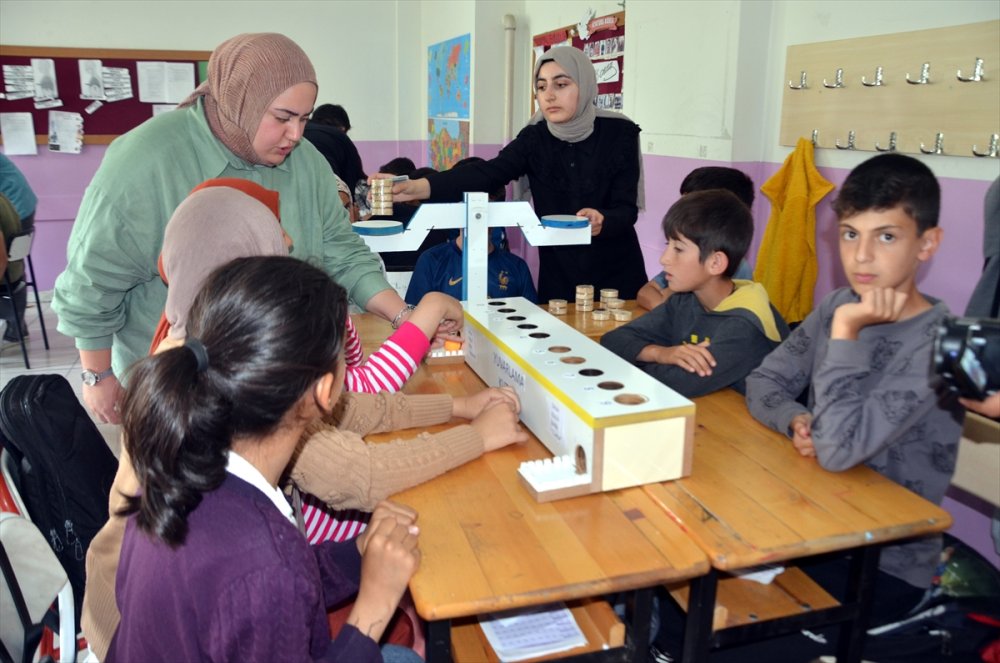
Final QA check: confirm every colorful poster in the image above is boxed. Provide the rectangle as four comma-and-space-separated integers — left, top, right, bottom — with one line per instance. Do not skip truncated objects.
428, 118, 469, 171
428, 34, 470, 120
428, 34, 470, 169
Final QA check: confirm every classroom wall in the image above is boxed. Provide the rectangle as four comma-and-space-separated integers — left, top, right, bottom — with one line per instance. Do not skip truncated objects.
2, 0, 998, 564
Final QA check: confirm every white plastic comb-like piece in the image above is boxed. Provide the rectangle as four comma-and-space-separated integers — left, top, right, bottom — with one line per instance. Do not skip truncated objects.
518, 455, 589, 492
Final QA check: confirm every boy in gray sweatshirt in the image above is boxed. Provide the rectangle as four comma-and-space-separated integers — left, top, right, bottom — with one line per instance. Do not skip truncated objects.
744, 153, 965, 657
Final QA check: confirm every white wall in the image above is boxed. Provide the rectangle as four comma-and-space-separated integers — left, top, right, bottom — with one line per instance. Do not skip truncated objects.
762, 0, 1000, 180
0, 1, 413, 139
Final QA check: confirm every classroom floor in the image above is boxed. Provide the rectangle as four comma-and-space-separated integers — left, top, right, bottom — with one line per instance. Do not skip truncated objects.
0, 291, 90, 410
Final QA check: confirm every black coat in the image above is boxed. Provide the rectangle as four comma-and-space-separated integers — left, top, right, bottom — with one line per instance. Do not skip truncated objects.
425, 117, 647, 301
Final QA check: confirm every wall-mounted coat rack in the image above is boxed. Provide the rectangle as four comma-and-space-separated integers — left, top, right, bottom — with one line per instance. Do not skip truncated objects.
780, 21, 999, 158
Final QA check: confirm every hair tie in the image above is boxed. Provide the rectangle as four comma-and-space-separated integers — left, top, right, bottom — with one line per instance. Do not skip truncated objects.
185, 337, 210, 372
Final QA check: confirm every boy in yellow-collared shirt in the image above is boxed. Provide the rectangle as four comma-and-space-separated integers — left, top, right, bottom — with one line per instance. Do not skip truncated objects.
602, 189, 789, 398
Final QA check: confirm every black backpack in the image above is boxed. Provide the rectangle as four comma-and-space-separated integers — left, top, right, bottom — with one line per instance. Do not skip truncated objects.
0, 374, 118, 631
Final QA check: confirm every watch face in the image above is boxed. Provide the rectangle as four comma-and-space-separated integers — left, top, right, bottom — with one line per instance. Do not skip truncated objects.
82, 370, 97, 386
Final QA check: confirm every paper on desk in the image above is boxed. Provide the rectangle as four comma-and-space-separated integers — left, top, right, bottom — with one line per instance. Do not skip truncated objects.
731, 564, 785, 585
479, 602, 586, 662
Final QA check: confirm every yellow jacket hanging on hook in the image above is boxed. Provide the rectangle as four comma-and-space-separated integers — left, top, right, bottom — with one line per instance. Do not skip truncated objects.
754, 137, 834, 325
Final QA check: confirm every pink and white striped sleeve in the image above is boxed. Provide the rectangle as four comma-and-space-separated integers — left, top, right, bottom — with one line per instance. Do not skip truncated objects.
343, 321, 430, 394
343, 317, 365, 367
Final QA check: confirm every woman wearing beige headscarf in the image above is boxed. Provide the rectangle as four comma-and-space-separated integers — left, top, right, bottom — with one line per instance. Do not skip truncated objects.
52, 33, 422, 428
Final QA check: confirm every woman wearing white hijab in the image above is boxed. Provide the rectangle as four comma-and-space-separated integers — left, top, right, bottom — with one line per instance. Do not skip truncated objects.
388, 46, 646, 302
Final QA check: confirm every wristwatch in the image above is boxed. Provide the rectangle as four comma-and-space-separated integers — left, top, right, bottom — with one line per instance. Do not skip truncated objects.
81, 367, 114, 386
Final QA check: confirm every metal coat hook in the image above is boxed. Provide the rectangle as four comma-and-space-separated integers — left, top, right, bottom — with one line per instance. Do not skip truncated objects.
957, 58, 984, 82
919, 133, 945, 155
788, 71, 808, 89
875, 131, 897, 152
823, 68, 845, 88
906, 63, 931, 85
972, 134, 999, 157
811, 129, 819, 146
835, 130, 856, 150
861, 66, 885, 87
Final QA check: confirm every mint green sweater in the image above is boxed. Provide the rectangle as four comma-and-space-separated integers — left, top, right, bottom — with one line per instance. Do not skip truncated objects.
53, 100, 390, 376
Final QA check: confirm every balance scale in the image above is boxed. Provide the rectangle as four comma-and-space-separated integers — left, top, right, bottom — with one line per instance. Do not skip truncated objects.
355, 193, 694, 501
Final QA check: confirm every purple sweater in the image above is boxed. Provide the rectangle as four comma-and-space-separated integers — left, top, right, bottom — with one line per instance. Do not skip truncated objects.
107, 474, 381, 662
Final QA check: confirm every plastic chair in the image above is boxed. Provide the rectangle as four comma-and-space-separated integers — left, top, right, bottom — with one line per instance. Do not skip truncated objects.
2, 230, 50, 369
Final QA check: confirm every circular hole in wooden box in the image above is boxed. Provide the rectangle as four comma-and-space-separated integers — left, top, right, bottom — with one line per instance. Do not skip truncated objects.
498, 308, 516, 313
614, 393, 648, 405
529, 332, 550, 339
517, 323, 538, 329
507, 315, 526, 321
548, 345, 571, 353
488, 301, 507, 306
579, 368, 603, 377
560, 356, 586, 364
598, 381, 624, 390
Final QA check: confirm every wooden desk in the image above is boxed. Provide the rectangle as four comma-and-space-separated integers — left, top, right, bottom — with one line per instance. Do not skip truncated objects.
355, 313, 709, 662
643, 389, 953, 663
550, 301, 646, 341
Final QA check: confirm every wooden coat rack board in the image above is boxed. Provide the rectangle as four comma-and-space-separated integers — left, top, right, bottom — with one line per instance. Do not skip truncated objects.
780, 20, 999, 158
0, 45, 211, 145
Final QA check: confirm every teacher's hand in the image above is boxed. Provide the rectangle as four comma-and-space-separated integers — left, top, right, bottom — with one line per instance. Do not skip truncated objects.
368, 173, 431, 203
577, 207, 604, 236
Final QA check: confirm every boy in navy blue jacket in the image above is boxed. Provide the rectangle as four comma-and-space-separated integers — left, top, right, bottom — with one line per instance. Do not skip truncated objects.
602, 190, 788, 398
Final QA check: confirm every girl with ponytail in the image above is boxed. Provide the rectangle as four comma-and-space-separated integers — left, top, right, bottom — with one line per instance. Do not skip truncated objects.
107, 256, 422, 663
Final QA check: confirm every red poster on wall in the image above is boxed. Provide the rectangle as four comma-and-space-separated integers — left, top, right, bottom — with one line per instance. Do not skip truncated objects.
532, 11, 626, 113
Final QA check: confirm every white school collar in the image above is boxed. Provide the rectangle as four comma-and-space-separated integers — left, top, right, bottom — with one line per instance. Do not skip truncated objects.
225, 450, 295, 525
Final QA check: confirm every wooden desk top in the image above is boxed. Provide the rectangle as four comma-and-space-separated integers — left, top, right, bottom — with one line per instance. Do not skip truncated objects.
352, 310, 708, 621
642, 389, 953, 571
551, 300, 647, 340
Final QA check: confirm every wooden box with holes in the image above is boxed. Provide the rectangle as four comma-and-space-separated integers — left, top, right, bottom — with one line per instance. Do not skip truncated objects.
461, 296, 695, 502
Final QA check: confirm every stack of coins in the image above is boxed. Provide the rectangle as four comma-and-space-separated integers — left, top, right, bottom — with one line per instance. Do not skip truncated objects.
370, 179, 393, 216
599, 288, 618, 305
604, 298, 625, 310
576, 284, 594, 312
592, 309, 611, 321
548, 298, 568, 315
611, 309, 633, 322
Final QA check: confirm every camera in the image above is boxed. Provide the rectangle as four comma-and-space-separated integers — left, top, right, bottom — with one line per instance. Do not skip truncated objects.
932, 317, 1000, 401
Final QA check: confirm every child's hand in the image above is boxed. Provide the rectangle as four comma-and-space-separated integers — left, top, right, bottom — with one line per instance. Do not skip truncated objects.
788, 413, 815, 457
408, 292, 465, 342
356, 500, 418, 554
453, 387, 521, 420
646, 341, 716, 376
350, 517, 421, 642
576, 207, 604, 236
831, 288, 908, 340
471, 402, 530, 452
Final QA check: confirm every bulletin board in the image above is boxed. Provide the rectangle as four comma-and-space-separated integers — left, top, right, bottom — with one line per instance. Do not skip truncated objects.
0, 44, 210, 145
531, 11, 626, 115
780, 20, 999, 158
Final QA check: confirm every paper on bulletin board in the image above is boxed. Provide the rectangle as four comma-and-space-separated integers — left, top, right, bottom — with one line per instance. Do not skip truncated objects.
48, 110, 83, 154
137, 61, 195, 103
0, 112, 38, 155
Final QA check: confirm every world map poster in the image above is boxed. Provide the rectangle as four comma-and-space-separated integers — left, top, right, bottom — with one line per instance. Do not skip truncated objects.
428, 34, 470, 170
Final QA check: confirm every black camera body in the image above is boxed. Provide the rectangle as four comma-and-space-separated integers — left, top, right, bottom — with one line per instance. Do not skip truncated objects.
932, 317, 1000, 400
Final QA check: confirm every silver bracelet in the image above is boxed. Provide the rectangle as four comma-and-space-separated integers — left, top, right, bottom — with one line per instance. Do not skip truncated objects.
391, 304, 416, 329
